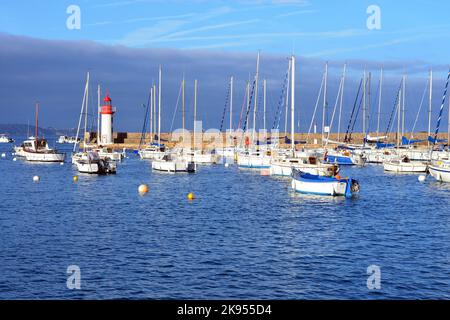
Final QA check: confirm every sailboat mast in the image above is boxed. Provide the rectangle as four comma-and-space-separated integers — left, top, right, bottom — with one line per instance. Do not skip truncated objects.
97, 84, 101, 145
263, 78, 267, 132
397, 78, 402, 148
428, 69, 433, 146
230, 76, 233, 132
376, 68, 383, 138
194, 79, 198, 151
153, 84, 157, 142
252, 51, 260, 144
284, 59, 291, 137
84, 72, 90, 151
290, 55, 295, 152
158, 66, 162, 147
35, 102, 39, 149
337, 63, 346, 142
362, 69, 366, 142
150, 86, 153, 144
322, 62, 328, 145
402, 75, 406, 137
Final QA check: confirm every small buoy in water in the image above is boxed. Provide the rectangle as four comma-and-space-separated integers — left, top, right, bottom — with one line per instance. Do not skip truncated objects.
13, 157, 17, 161
187, 192, 195, 200
138, 184, 149, 195
73, 175, 79, 182
418, 175, 426, 182
1, 153, 5, 158
225, 163, 229, 168
60, 162, 64, 165
33, 175, 40, 182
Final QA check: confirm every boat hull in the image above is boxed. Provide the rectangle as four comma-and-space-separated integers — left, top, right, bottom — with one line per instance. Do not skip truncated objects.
383, 161, 427, 173
270, 162, 336, 177
237, 155, 271, 169
429, 164, 450, 182
152, 159, 196, 173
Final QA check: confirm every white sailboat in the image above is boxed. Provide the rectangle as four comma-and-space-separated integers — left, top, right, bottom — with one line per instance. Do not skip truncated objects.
383, 76, 427, 173
270, 55, 338, 177
14, 103, 65, 163
139, 67, 166, 160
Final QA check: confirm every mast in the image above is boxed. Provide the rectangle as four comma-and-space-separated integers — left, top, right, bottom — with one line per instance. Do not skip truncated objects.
73, 72, 89, 153
322, 62, 328, 145
252, 51, 260, 144
263, 78, 267, 132
428, 69, 433, 146
149, 86, 153, 144
158, 66, 161, 147
84, 72, 90, 151
97, 84, 100, 145
153, 84, 156, 142
376, 67, 383, 138
397, 78, 402, 148
230, 76, 233, 132
290, 55, 295, 153
182, 75, 185, 148
337, 63, 346, 142
362, 69, 366, 142
367, 72, 371, 145
35, 102, 39, 150
284, 58, 291, 137
402, 75, 406, 137
194, 79, 198, 151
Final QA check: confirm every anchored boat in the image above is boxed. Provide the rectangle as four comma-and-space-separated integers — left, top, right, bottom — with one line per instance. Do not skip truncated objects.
152, 153, 196, 173
0, 134, 14, 143
291, 169, 359, 198
429, 160, 450, 182
383, 155, 428, 173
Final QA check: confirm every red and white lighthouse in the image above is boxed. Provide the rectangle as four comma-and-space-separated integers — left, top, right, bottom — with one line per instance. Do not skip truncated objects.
100, 93, 115, 145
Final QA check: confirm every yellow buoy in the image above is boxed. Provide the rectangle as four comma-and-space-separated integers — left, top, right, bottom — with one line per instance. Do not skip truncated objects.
138, 184, 149, 195
187, 192, 195, 200
73, 175, 79, 182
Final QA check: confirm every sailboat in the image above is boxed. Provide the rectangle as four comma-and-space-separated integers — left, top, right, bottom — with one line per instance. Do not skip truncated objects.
216, 76, 236, 159
237, 52, 272, 169
139, 67, 166, 160
429, 69, 450, 182
383, 75, 428, 173
152, 70, 196, 173
72, 73, 117, 174
14, 103, 65, 162
270, 55, 338, 177
182, 79, 218, 164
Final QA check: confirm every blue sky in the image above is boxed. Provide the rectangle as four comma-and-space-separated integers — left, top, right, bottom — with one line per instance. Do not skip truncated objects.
1, 0, 450, 62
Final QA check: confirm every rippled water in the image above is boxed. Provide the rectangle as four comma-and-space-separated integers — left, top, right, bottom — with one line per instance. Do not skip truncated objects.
1, 137, 450, 299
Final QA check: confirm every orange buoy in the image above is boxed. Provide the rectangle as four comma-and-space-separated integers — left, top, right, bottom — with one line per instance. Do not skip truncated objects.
138, 184, 149, 195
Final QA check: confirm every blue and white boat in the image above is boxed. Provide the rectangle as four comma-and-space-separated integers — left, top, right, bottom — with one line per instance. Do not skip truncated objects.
291, 169, 359, 198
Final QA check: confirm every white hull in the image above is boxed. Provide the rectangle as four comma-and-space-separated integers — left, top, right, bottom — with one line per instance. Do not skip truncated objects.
383, 161, 427, 173
429, 161, 450, 182
14, 147, 65, 162
237, 154, 271, 169
152, 159, 196, 172
291, 177, 348, 196
182, 152, 218, 164
76, 162, 100, 174
139, 150, 165, 160
270, 162, 336, 177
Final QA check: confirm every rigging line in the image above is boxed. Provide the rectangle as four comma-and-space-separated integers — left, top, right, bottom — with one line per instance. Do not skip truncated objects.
348, 81, 365, 142
138, 89, 152, 150
219, 80, 231, 132
169, 82, 183, 133
272, 63, 290, 131
410, 78, 429, 139
307, 73, 325, 141
433, 68, 450, 144
325, 75, 344, 146
237, 83, 249, 130
384, 81, 403, 137
240, 78, 256, 146
344, 78, 363, 143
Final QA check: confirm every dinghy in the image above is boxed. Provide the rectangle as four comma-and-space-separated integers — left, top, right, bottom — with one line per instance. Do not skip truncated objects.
0, 134, 14, 143
152, 153, 196, 173
291, 169, 359, 198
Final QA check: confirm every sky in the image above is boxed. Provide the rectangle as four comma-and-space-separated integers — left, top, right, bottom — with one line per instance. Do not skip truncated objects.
1, 0, 450, 133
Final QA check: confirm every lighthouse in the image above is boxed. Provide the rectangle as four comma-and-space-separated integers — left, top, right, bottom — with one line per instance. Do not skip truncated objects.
100, 93, 115, 145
